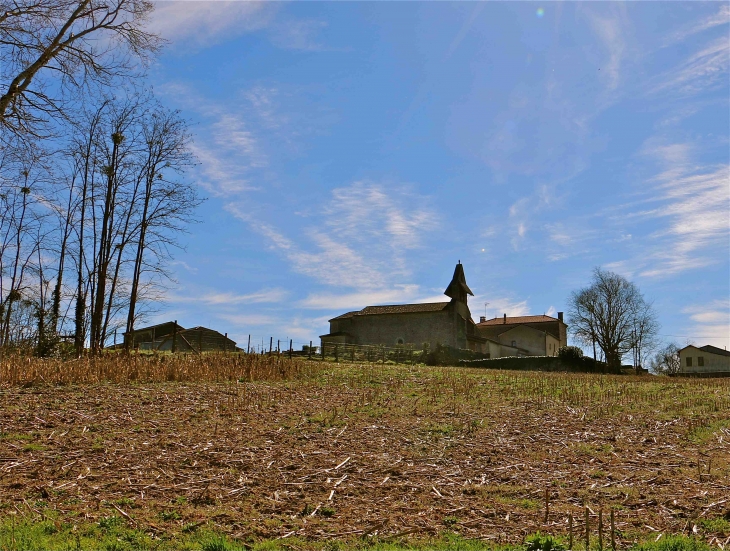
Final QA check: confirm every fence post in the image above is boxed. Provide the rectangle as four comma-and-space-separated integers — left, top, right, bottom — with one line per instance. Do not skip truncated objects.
269, 337, 273, 355
277, 339, 280, 354
247, 335, 251, 354
569, 513, 573, 550
172, 320, 178, 353
610, 510, 615, 551
224, 332, 228, 353
289, 339, 292, 359
309, 341, 312, 360
599, 510, 603, 551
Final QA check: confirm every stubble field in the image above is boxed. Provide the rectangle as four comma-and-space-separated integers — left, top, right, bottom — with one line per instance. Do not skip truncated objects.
0, 354, 729, 550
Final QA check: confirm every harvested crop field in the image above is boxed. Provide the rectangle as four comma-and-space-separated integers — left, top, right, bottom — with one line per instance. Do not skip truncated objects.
1, 358, 729, 549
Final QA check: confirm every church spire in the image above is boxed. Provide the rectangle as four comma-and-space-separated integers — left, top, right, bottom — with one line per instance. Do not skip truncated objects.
444, 261, 474, 304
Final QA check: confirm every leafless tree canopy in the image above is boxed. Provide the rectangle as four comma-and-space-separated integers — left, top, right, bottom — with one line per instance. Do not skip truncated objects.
568, 267, 660, 370
650, 343, 681, 375
0, 93, 201, 355
0, 0, 161, 140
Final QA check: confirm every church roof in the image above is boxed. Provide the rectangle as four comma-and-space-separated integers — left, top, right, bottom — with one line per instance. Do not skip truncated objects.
477, 315, 562, 326
360, 302, 450, 315
329, 302, 450, 321
444, 262, 474, 301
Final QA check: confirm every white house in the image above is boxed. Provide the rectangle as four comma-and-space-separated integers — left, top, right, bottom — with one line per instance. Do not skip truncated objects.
678, 345, 730, 377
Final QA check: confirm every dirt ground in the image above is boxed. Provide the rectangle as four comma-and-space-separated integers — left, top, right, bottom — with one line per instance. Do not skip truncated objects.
1, 366, 729, 547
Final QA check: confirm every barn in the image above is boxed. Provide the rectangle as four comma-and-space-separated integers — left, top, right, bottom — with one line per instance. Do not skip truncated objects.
123, 322, 237, 353
678, 345, 730, 377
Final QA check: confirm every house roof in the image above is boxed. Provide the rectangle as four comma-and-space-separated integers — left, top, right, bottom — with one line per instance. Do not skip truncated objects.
123, 320, 183, 336
477, 315, 563, 326
700, 345, 730, 357
329, 302, 450, 322
680, 344, 730, 357
180, 326, 236, 341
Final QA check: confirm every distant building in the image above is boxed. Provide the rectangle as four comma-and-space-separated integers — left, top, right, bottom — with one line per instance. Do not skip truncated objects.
678, 345, 730, 377
320, 262, 487, 352
123, 321, 237, 353
476, 314, 568, 358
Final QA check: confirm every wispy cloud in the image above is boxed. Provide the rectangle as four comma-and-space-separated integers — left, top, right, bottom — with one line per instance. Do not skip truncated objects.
159, 83, 270, 196
507, 184, 556, 249
662, 4, 730, 47
584, 7, 627, 91
299, 286, 421, 310
148, 1, 274, 48
651, 36, 730, 97
148, 2, 329, 53
171, 288, 289, 306
228, 182, 438, 290
608, 138, 729, 278
269, 19, 328, 51
681, 300, 730, 348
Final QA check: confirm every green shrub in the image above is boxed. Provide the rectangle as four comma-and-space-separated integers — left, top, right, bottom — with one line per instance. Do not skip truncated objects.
558, 346, 584, 361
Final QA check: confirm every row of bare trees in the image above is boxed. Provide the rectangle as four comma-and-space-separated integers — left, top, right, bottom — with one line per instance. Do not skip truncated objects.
1, 0, 202, 354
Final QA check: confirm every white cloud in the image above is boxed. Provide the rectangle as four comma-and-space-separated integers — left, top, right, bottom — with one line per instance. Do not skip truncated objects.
227, 182, 438, 290
171, 288, 288, 306
148, 1, 274, 48
662, 5, 730, 46
298, 286, 422, 310
217, 313, 278, 327
159, 83, 270, 196
584, 8, 626, 91
269, 19, 328, 51
637, 153, 729, 277
651, 36, 730, 97
681, 300, 730, 349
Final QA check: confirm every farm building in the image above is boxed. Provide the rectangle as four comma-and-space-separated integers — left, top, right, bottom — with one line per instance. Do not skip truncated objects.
123, 322, 237, 353
678, 345, 730, 377
320, 262, 487, 352
476, 314, 568, 357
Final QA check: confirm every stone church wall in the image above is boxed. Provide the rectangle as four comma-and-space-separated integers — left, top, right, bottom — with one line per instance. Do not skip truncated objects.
350, 310, 456, 348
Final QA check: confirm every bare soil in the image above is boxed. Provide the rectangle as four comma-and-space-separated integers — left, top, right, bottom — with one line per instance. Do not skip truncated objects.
1, 365, 729, 546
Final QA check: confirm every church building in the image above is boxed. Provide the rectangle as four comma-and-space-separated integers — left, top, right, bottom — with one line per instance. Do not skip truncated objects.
320, 262, 487, 352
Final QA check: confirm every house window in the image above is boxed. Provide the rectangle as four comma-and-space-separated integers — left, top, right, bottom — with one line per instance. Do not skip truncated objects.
686, 357, 692, 367
511, 340, 516, 347
698, 356, 704, 367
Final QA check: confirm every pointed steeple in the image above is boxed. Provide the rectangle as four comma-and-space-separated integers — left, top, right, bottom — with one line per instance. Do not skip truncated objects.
444, 261, 474, 304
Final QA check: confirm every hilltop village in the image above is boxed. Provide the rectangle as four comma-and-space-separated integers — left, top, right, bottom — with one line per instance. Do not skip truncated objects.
320, 263, 566, 359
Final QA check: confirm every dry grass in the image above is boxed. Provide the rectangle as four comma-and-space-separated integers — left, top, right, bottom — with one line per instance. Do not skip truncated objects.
0, 356, 729, 548
0, 351, 320, 385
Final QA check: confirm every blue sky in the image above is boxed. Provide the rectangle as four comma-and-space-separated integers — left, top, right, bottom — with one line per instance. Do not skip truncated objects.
143, 1, 729, 353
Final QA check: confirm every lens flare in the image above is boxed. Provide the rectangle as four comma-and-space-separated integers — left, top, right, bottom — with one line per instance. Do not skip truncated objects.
536, 7, 545, 18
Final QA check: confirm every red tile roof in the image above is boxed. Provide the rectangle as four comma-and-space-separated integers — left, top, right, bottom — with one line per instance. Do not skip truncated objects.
477, 315, 562, 326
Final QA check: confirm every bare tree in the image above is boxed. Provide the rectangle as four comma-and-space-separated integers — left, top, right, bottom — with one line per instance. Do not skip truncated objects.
0, 0, 161, 141
650, 343, 681, 375
124, 106, 198, 349
568, 267, 660, 370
